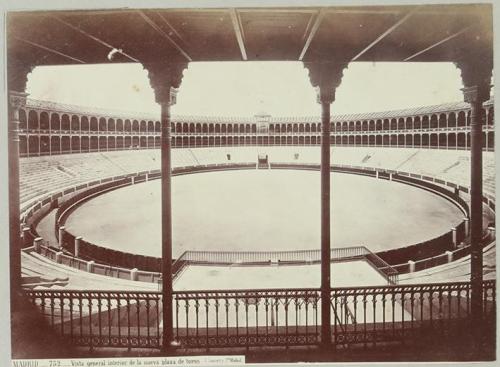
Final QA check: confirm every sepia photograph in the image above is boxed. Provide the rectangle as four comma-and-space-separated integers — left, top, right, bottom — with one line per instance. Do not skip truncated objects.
2, 0, 497, 365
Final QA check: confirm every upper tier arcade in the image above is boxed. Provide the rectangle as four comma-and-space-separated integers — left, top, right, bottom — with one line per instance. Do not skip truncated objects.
18, 98, 495, 157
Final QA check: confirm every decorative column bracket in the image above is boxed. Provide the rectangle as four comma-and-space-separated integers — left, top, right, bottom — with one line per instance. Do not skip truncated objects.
8, 57, 34, 93
303, 61, 347, 347
145, 62, 187, 106
304, 62, 347, 104
144, 61, 188, 353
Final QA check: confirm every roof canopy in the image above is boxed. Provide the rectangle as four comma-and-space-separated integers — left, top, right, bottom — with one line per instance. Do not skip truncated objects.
7, 4, 493, 67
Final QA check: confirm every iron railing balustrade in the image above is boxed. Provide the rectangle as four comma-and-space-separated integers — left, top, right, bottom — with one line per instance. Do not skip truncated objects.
24, 280, 495, 350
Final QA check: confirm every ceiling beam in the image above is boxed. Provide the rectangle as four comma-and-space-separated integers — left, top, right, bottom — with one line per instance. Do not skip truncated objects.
236, 9, 316, 14
325, 8, 402, 15
137, 10, 192, 62
404, 26, 472, 61
51, 15, 140, 63
302, 12, 315, 41
299, 9, 324, 61
156, 12, 186, 44
351, 7, 419, 62
15, 36, 86, 64
229, 9, 247, 61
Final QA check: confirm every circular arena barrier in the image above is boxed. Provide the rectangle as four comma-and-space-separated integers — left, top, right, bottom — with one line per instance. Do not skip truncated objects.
20, 161, 493, 283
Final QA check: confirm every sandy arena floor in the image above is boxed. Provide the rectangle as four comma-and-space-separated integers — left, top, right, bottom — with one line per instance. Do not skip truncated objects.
64, 169, 464, 257
173, 260, 389, 290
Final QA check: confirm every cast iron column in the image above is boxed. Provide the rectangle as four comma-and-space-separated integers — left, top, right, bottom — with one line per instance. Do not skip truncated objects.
8, 91, 28, 297
465, 86, 485, 304
463, 84, 489, 335
320, 96, 331, 346
146, 62, 187, 352
304, 61, 346, 347
456, 48, 492, 357
161, 95, 174, 349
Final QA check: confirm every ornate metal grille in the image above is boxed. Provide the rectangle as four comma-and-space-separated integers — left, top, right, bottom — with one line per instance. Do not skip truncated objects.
24, 280, 495, 350
25, 290, 162, 349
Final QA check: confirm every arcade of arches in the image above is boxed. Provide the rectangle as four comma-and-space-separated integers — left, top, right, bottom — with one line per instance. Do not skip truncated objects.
18, 99, 495, 157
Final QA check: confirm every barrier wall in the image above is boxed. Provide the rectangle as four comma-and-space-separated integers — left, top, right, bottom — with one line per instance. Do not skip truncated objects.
21, 159, 495, 282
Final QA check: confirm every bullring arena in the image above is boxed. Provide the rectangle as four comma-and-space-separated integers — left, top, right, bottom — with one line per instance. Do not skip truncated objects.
16, 97, 496, 355
5, 4, 496, 363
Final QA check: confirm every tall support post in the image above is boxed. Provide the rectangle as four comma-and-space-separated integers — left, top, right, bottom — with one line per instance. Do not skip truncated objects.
455, 48, 492, 357
8, 91, 28, 297
160, 96, 175, 350
7, 58, 32, 305
463, 85, 489, 317
319, 96, 331, 346
304, 62, 347, 348
145, 62, 187, 353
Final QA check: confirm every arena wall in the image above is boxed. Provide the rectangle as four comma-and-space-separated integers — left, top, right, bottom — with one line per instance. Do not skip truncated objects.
21, 162, 491, 280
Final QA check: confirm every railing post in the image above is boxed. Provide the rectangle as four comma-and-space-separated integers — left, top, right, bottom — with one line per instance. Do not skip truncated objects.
451, 227, 457, 248
75, 236, 82, 258
22, 227, 31, 247
87, 260, 95, 273
464, 217, 470, 237
487, 226, 495, 241
34, 237, 43, 253
130, 268, 138, 281
445, 250, 453, 263
408, 260, 415, 273
58, 226, 65, 248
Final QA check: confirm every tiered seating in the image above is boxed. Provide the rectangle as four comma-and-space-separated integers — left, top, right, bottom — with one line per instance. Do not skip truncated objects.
394, 150, 458, 176
20, 159, 82, 204
398, 242, 496, 284
267, 146, 319, 163
21, 250, 158, 290
19, 146, 495, 288
191, 147, 260, 164
20, 147, 495, 208
483, 154, 495, 195
186, 148, 229, 165
173, 149, 198, 166
20, 151, 161, 205
330, 147, 412, 168
111, 152, 148, 171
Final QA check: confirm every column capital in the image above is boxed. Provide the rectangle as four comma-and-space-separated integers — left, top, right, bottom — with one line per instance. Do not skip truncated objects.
454, 52, 492, 103
143, 62, 188, 105
7, 57, 34, 93
9, 91, 29, 109
461, 85, 491, 105
303, 62, 348, 104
